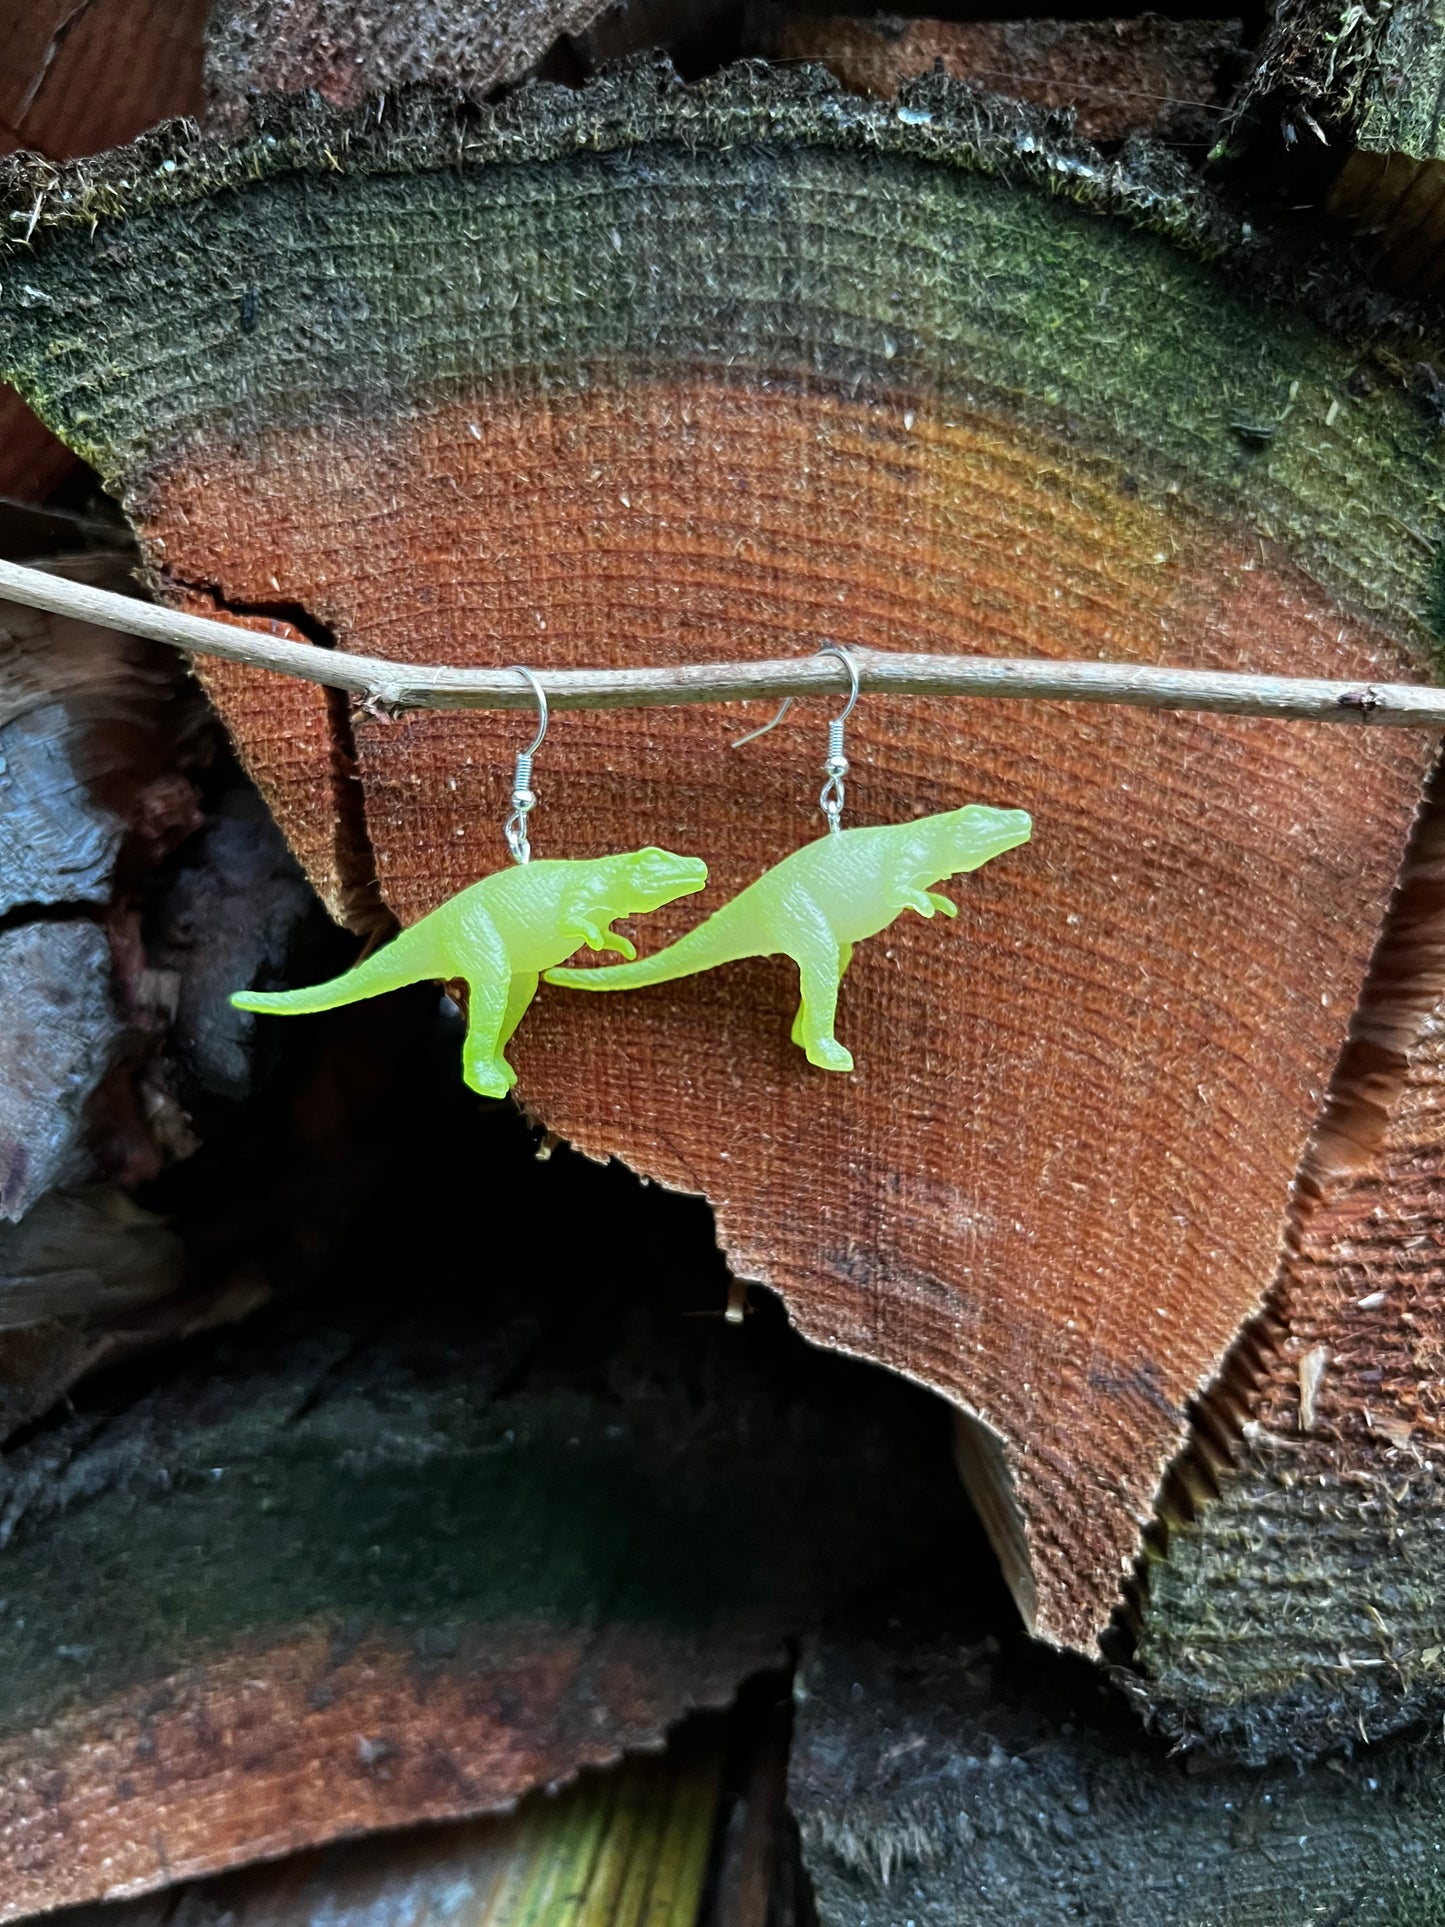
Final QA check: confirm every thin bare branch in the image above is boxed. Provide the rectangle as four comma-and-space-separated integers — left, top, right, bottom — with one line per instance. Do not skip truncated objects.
1, 554, 1440, 730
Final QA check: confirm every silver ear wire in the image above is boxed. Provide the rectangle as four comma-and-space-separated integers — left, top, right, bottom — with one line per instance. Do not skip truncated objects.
503, 666, 548, 864
731, 695, 794, 750
817, 645, 858, 833
731, 644, 860, 833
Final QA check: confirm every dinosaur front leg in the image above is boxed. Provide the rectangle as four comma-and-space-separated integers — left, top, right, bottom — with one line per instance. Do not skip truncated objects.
790, 936, 854, 1074
926, 891, 958, 918
574, 919, 638, 960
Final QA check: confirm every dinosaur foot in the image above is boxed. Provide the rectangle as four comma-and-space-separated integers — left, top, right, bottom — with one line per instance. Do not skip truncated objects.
804, 1037, 855, 1074
462, 1057, 517, 1099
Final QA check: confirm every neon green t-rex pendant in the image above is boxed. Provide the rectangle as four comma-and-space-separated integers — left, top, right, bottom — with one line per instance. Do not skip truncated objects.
232, 848, 708, 1097
545, 806, 1031, 1072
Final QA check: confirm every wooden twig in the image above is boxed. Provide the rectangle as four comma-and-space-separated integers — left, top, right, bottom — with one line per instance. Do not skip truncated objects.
2, 554, 1442, 730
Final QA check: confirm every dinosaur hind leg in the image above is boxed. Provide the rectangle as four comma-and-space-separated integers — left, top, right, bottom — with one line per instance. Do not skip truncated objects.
459, 970, 520, 1098
791, 939, 853, 1073
499, 974, 539, 1054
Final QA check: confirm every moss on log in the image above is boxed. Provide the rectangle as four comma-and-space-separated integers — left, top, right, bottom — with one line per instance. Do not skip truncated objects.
0, 1222, 968, 1919
2, 65, 1443, 1656
0, 0, 209, 505
1221, 0, 1445, 299
790, 1608, 1445, 1927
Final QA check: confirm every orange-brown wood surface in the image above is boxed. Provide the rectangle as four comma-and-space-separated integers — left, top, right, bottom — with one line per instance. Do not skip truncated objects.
0, 0, 205, 160
1267, 778, 1445, 1455
1134, 766, 1445, 1756
153, 373, 1433, 1648
175, 598, 376, 929
769, 14, 1243, 146
0, 1625, 757, 1918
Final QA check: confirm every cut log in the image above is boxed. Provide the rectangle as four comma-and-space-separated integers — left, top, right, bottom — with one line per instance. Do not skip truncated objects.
0, 0, 208, 506
1219, 0, 1445, 299
762, 12, 1246, 147
790, 1605, 1445, 1927
204, 0, 614, 120
2, 69, 1442, 1653
0, 1186, 183, 1330
41, 1731, 726, 1927
0, 1222, 974, 1918
0, 557, 198, 1222
1136, 756, 1445, 1761
0, 920, 122, 1219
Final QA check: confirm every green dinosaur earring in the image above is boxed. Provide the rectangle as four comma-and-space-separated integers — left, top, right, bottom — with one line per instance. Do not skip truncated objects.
546, 646, 1031, 1074
232, 667, 708, 1098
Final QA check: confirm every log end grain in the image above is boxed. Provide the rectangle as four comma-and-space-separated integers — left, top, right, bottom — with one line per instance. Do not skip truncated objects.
3, 71, 1443, 1651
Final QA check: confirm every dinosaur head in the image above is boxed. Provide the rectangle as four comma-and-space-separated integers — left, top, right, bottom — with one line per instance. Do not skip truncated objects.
913, 805, 1033, 881
603, 846, 710, 912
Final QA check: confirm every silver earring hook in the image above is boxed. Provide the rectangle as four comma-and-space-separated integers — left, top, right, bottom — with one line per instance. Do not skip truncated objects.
731, 644, 859, 745
730, 696, 795, 750
733, 645, 859, 834
503, 665, 548, 865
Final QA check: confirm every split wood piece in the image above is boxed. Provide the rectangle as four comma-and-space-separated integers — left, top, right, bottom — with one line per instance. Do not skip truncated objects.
166, 593, 388, 931
790, 1612, 1445, 1926
764, 12, 1245, 148
1220, 0, 1445, 299
2, 70, 1443, 1654
0, 0, 208, 504
204, 0, 614, 125
0, 555, 204, 1222
1137, 758, 1445, 1762
0, 1187, 183, 1331
0, 1242, 971, 1919
42, 1732, 725, 1927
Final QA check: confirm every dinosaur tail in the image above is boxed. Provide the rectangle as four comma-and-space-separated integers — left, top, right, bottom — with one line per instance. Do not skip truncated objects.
546, 908, 752, 992
231, 922, 435, 1017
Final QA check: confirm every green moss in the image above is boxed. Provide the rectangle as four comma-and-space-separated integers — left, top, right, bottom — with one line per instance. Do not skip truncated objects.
0, 63, 1442, 654
0, 1301, 968, 1740
1352, 0, 1445, 159
1138, 1443, 1445, 1764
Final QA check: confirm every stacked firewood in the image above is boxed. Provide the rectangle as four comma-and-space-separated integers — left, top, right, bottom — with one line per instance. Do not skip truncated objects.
4, 2, 1445, 1922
